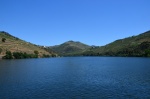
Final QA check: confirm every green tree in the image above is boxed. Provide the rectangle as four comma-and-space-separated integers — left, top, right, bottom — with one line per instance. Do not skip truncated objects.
13, 52, 24, 59
145, 50, 150, 57
43, 54, 50, 58
33, 50, 38, 58
34, 50, 39, 55
2, 38, 6, 42
3, 51, 13, 59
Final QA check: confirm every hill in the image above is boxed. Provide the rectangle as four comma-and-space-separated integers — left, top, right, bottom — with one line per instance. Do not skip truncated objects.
83, 30, 150, 57
47, 40, 91, 56
0, 31, 56, 58
1, 30, 150, 58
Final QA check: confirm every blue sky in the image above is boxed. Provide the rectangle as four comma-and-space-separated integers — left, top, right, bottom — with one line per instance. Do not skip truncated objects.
1, 0, 150, 46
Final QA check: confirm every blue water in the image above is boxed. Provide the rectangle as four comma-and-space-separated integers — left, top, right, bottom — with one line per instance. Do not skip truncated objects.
0, 57, 150, 99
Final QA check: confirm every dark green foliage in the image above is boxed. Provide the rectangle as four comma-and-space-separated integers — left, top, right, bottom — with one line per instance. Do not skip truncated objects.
13, 52, 23, 59
115, 41, 150, 57
82, 50, 96, 56
42, 53, 57, 58
2, 38, 6, 42
145, 50, 150, 57
2, 50, 53, 59
43, 54, 51, 58
139, 41, 150, 50
3, 51, 13, 59
51, 54, 57, 57
34, 50, 39, 55
3, 51, 41, 59
12, 52, 35, 59
13, 52, 38, 59
34, 50, 39, 58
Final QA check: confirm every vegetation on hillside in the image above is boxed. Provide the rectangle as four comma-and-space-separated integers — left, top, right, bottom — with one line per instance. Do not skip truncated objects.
2, 50, 54, 59
2, 38, 6, 42
1, 30, 150, 58
82, 31, 150, 57
0, 31, 57, 59
47, 30, 150, 57
47, 40, 91, 56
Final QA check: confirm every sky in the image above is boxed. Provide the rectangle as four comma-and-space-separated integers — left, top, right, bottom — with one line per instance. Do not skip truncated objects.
0, 0, 150, 46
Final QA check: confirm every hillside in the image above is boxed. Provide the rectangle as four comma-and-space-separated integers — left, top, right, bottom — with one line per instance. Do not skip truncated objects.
1, 30, 150, 58
47, 40, 91, 56
0, 31, 56, 58
83, 30, 150, 56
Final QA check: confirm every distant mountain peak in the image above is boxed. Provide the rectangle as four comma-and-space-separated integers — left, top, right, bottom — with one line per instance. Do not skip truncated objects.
64, 40, 80, 44
67, 40, 74, 42
48, 40, 91, 55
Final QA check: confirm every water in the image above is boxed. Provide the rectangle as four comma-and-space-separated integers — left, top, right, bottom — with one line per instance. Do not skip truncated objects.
0, 57, 150, 99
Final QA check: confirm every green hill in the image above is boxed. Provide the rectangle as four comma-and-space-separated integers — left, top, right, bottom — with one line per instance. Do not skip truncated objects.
0, 31, 56, 58
83, 30, 150, 57
1, 30, 150, 58
47, 40, 91, 56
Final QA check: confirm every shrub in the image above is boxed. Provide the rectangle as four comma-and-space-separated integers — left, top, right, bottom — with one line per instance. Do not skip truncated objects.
13, 52, 38, 59
2, 38, 6, 42
3, 51, 13, 59
145, 50, 150, 57
43, 54, 51, 58
34, 50, 39, 55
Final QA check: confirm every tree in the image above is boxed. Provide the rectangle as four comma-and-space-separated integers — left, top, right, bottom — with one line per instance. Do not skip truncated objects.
43, 54, 50, 58
34, 50, 39, 58
145, 50, 150, 57
3, 51, 13, 59
34, 50, 39, 55
13, 52, 24, 59
2, 38, 6, 42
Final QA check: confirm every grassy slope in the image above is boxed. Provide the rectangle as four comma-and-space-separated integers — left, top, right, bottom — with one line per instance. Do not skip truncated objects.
0, 31, 54, 57
89, 30, 150, 54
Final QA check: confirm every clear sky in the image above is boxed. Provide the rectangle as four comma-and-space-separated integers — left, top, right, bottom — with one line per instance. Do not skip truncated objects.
1, 0, 150, 46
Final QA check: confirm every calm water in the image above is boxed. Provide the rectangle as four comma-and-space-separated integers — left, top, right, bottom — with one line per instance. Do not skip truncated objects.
0, 57, 150, 99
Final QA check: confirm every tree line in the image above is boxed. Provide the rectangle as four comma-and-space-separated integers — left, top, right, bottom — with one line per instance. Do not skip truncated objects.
2, 50, 55, 59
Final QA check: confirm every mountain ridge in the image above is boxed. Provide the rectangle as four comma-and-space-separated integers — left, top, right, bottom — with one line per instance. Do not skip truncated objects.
47, 40, 91, 56
1, 30, 150, 57
82, 30, 150, 56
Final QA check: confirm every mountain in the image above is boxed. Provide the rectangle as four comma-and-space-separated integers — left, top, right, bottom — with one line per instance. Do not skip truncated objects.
0, 31, 56, 58
1, 30, 150, 58
47, 40, 91, 56
83, 30, 150, 57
